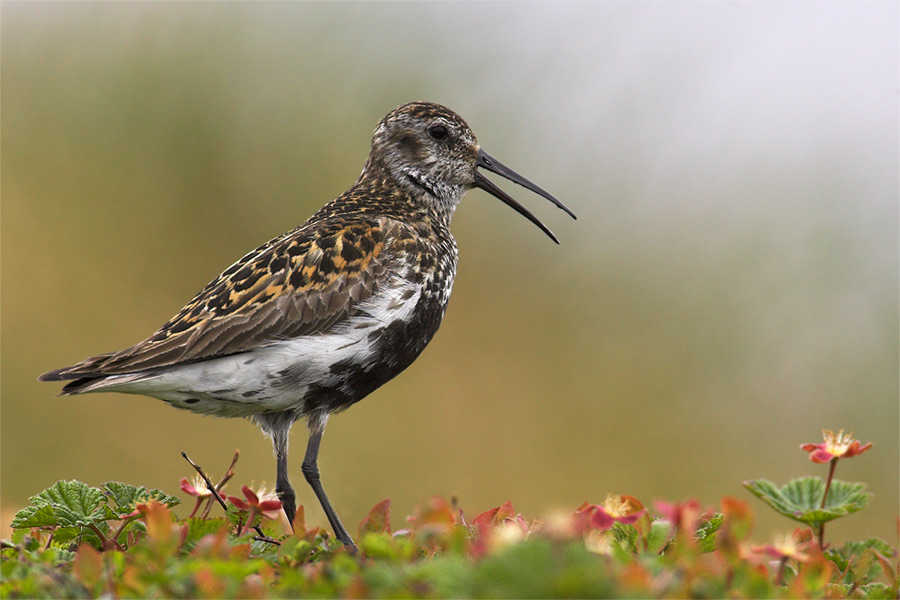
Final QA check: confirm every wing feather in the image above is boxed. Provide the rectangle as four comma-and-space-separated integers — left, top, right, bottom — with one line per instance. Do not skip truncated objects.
40, 217, 405, 383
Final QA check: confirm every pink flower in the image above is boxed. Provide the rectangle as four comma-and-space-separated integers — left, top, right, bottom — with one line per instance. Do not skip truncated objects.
180, 476, 215, 499
752, 528, 815, 563
576, 495, 646, 532
801, 429, 872, 463
228, 485, 283, 535
228, 485, 282, 517
654, 498, 704, 539
180, 476, 218, 518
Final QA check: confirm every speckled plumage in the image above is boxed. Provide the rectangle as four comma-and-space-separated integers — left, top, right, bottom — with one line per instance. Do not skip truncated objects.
40, 102, 575, 550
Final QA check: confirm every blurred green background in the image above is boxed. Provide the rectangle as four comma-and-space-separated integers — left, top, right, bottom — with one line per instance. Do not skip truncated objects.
2, 2, 897, 544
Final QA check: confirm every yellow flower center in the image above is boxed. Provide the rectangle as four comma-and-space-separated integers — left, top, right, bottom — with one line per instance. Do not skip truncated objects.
191, 475, 214, 497
255, 484, 279, 504
822, 429, 854, 455
602, 494, 630, 518
770, 531, 810, 561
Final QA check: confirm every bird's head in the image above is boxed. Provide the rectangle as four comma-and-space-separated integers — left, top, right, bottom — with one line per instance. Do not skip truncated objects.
368, 101, 576, 243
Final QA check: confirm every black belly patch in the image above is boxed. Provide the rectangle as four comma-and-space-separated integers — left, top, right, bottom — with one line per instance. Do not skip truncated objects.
302, 294, 446, 414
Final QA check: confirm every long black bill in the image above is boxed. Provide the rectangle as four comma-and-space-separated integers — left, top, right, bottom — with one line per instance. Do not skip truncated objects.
473, 148, 576, 244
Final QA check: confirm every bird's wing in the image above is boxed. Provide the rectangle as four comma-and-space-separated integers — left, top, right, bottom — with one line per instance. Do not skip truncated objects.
40, 217, 415, 381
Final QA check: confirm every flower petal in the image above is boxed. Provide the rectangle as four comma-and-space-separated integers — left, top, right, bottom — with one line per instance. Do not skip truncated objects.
808, 449, 835, 463
258, 499, 283, 512
241, 485, 259, 506
180, 478, 199, 497
589, 508, 615, 531
843, 441, 873, 458
228, 496, 250, 511
615, 510, 646, 525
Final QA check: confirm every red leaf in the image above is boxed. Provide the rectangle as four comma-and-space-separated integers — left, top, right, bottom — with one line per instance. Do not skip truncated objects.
495, 501, 516, 522
292, 505, 306, 533
358, 499, 391, 536
73, 544, 103, 588
418, 497, 457, 526
472, 507, 500, 530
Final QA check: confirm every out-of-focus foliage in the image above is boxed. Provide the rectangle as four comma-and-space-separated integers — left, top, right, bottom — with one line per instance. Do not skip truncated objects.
3, 485, 896, 599
3, 436, 896, 599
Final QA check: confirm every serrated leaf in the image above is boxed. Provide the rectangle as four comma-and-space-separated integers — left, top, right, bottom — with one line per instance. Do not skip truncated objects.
35, 481, 104, 511
858, 582, 896, 599
743, 477, 869, 526
250, 537, 281, 561
9, 528, 28, 545
10, 504, 59, 529
181, 517, 231, 553
21, 481, 108, 528
48, 527, 82, 547
826, 537, 896, 580
610, 522, 639, 553
103, 481, 179, 513
695, 513, 724, 553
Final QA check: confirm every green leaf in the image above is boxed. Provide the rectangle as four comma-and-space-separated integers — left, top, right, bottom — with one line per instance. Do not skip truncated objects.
103, 481, 179, 514
826, 537, 896, 586
826, 537, 895, 572
645, 519, 671, 554
180, 517, 230, 553
743, 477, 870, 526
610, 522, 638, 553
10, 504, 58, 529
13, 481, 107, 529
47, 527, 82, 547
858, 583, 896, 599
695, 513, 724, 553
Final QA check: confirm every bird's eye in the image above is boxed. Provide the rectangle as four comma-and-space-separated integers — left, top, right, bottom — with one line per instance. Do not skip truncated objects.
428, 125, 449, 141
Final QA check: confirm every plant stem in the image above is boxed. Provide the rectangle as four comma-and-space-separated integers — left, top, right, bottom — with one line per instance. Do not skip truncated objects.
87, 522, 124, 552
775, 556, 789, 586
820, 458, 838, 509
817, 458, 839, 547
111, 516, 137, 548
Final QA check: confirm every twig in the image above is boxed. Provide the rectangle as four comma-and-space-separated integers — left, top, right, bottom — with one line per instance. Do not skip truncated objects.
181, 451, 229, 513
253, 525, 281, 546
201, 450, 240, 518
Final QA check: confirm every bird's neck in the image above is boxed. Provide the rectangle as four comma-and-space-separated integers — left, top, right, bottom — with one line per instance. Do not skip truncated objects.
351, 159, 459, 233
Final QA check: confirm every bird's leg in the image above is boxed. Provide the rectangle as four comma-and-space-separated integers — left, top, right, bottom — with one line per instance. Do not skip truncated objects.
302, 411, 357, 551
273, 434, 297, 528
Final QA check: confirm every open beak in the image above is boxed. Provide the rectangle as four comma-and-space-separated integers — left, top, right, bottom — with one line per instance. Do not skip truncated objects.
473, 148, 576, 244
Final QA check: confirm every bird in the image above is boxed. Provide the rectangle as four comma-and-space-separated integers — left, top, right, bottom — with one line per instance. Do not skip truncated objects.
40, 101, 576, 551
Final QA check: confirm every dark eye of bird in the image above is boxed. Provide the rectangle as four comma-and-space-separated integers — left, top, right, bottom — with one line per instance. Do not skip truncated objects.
428, 125, 449, 141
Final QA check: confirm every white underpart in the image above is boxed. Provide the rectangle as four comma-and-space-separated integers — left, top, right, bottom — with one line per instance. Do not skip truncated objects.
87, 276, 423, 419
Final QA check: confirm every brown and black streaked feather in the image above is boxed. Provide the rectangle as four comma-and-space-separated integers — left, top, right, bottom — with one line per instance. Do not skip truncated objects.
40, 207, 435, 392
